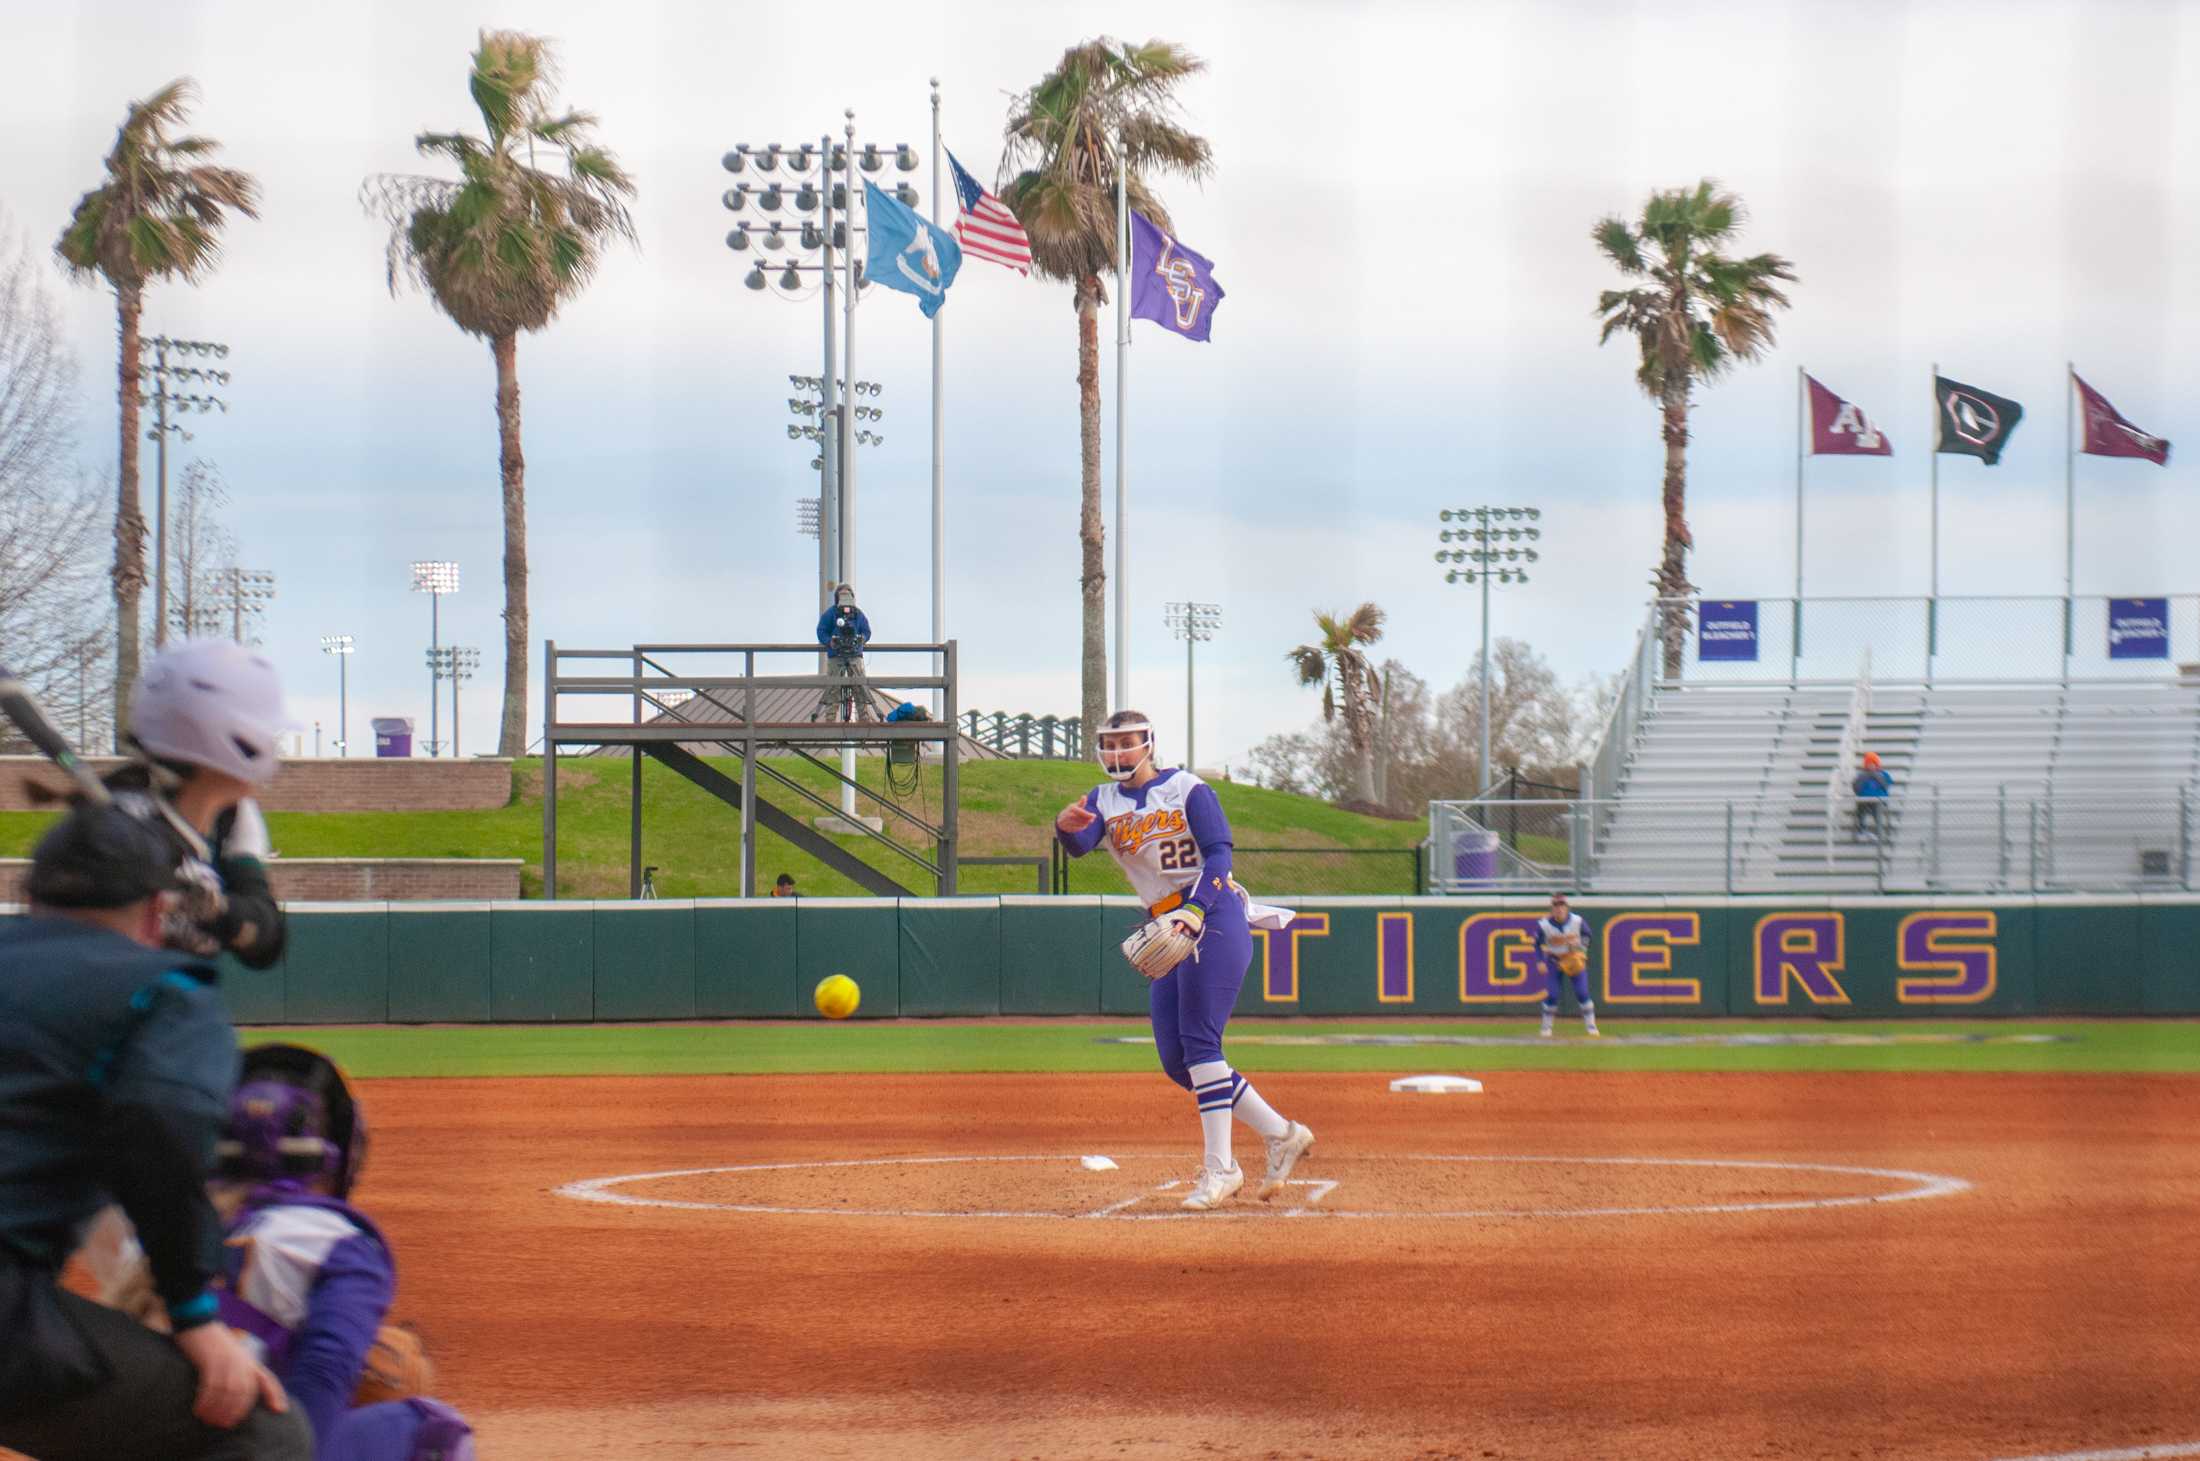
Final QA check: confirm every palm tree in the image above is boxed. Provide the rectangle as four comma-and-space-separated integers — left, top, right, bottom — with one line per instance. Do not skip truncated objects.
56, 79, 257, 738
363, 31, 635, 756
1000, 39, 1212, 736
1289, 604, 1386, 805
1593, 180, 1795, 677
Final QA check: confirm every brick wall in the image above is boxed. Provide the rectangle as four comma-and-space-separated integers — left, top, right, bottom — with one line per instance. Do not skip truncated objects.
0, 757, 513, 813
0, 858, 523, 905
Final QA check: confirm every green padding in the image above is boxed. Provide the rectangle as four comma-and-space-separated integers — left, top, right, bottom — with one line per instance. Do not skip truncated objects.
218, 951, 283, 1026
593, 905, 696, 1020
386, 908, 493, 1022
798, 901, 899, 1018
899, 901, 1002, 1016
2140, 903, 2200, 1014
1000, 899, 1103, 1014
2035, 904, 2145, 1013
1098, 900, 1151, 1015
282, 910, 389, 1024
695, 902, 799, 1017
490, 905, 593, 1022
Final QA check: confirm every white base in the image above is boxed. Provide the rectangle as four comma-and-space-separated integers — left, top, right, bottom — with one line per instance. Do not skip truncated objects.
1389, 1074, 1485, 1095
812, 815, 886, 835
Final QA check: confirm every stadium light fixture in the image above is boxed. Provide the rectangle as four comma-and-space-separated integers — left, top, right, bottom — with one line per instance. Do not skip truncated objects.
1165, 602, 1223, 770
1436, 505, 1544, 793
320, 634, 353, 757
410, 561, 459, 756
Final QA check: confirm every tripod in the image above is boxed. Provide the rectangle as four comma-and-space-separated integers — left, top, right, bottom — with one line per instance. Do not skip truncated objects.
809, 643, 879, 724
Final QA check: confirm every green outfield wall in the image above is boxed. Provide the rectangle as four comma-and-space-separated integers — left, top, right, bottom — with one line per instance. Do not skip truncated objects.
100, 894, 2198, 1024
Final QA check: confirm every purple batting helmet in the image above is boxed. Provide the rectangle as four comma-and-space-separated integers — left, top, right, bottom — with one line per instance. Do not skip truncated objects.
216, 1043, 368, 1198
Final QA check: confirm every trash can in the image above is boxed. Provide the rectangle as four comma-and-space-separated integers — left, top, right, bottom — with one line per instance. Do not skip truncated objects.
1452, 826, 1499, 883
372, 717, 415, 758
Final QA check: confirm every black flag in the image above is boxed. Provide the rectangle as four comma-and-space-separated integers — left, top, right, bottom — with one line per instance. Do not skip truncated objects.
1934, 376, 2024, 465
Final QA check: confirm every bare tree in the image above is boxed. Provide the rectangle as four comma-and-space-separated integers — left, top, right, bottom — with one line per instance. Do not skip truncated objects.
0, 211, 117, 750
1255, 642, 1610, 811
166, 458, 236, 639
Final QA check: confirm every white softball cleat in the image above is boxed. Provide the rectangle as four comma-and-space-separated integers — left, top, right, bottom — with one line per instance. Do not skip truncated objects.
1258, 1122, 1315, 1202
1181, 1162, 1244, 1211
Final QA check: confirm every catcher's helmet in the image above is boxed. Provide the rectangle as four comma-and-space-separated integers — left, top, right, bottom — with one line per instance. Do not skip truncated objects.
215, 1043, 368, 1198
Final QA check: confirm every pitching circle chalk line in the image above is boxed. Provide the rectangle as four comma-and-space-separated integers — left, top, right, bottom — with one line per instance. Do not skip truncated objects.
553, 1153, 1972, 1222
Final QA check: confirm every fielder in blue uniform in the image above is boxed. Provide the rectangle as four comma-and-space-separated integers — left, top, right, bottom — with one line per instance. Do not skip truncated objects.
0, 802, 310, 1461
1534, 892, 1599, 1038
1055, 710, 1314, 1211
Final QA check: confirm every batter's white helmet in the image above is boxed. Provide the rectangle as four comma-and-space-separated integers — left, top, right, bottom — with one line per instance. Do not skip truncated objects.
1096, 709, 1156, 783
130, 640, 293, 787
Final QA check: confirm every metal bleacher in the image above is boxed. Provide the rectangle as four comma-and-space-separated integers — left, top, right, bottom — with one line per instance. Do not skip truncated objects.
1431, 596, 2200, 895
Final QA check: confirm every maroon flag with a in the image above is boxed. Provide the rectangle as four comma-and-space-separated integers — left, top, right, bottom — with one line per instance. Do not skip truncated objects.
2074, 372, 2170, 465
1806, 374, 1892, 455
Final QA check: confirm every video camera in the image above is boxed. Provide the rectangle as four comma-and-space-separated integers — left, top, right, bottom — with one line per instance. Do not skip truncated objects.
826, 610, 865, 661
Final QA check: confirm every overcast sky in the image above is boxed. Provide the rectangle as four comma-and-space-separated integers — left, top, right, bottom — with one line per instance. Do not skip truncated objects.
4, 0, 2198, 772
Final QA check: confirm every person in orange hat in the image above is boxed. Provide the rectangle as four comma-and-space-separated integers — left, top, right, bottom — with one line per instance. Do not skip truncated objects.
1852, 751, 1894, 842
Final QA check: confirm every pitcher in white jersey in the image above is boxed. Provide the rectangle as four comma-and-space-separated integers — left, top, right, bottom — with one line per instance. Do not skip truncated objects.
1055, 711, 1315, 1211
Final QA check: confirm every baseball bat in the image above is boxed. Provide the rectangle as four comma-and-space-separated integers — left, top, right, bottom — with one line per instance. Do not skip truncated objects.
0, 661, 210, 861
0, 661, 113, 807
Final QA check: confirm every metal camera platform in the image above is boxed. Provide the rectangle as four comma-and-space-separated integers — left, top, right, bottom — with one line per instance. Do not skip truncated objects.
542, 640, 961, 897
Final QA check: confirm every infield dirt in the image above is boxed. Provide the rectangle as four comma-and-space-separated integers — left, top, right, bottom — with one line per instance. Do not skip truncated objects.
325, 1071, 2200, 1457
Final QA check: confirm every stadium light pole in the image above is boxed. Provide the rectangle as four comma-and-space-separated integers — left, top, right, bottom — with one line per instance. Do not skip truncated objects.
410, 561, 459, 756
141, 336, 231, 648
723, 121, 918, 610
1437, 505, 1542, 794
220, 567, 275, 644
727, 120, 916, 825
449, 646, 481, 758
1165, 602, 1221, 773
320, 635, 353, 756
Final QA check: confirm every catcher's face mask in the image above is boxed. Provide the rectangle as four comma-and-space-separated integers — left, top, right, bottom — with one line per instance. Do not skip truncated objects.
1097, 722, 1155, 782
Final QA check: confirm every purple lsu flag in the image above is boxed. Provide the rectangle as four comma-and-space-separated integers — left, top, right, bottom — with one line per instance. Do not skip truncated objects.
1128, 210, 1225, 341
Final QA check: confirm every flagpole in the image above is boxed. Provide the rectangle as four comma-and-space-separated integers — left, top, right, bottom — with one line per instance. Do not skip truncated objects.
842, 111, 859, 588
931, 79, 946, 715
2064, 361, 2075, 669
1113, 124, 1130, 714
1794, 364, 1805, 681
1929, 360, 1940, 677
840, 109, 860, 820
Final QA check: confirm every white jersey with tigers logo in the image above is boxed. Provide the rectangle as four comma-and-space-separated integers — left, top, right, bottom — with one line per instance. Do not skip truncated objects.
1091, 771, 1214, 910
1535, 913, 1589, 962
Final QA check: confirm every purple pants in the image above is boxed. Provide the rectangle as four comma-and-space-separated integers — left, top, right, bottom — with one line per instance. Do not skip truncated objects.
1149, 892, 1253, 1089
324, 1399, 474, 1461
1542, 961, 1591, 1012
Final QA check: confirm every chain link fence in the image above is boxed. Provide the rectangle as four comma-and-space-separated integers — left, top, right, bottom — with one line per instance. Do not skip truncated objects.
1652, 595, 2200, 683
1051, 843, 1424, 897
1430, 790, 2197, 894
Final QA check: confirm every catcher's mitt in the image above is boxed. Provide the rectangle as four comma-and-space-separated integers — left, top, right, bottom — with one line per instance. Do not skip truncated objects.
354, 1323, 436, 1405
1557, 951, 1588, 977
1121, 904, 1206, 980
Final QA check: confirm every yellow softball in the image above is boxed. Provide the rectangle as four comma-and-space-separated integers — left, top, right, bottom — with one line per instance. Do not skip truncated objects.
813, 974, 861, 1020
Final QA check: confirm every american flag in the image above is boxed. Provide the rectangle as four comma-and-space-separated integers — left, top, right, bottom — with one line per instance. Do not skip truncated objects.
948, 150, 1032, 275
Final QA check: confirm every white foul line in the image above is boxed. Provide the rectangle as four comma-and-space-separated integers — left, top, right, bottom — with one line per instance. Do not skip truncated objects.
554, 1153, 1972, 1223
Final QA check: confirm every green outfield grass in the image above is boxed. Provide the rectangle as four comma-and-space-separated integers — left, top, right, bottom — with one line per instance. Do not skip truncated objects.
0, 757, 1436, 898
250, 1017, 2200, 1079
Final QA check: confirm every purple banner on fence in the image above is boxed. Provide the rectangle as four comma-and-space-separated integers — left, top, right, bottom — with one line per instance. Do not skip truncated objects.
2108, 598, 2170, 660
1699, 601, 1759, 662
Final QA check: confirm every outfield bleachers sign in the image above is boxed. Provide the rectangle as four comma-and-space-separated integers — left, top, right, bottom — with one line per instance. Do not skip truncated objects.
1698, 600, 1759, 661
2108, 598, 2170, 659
